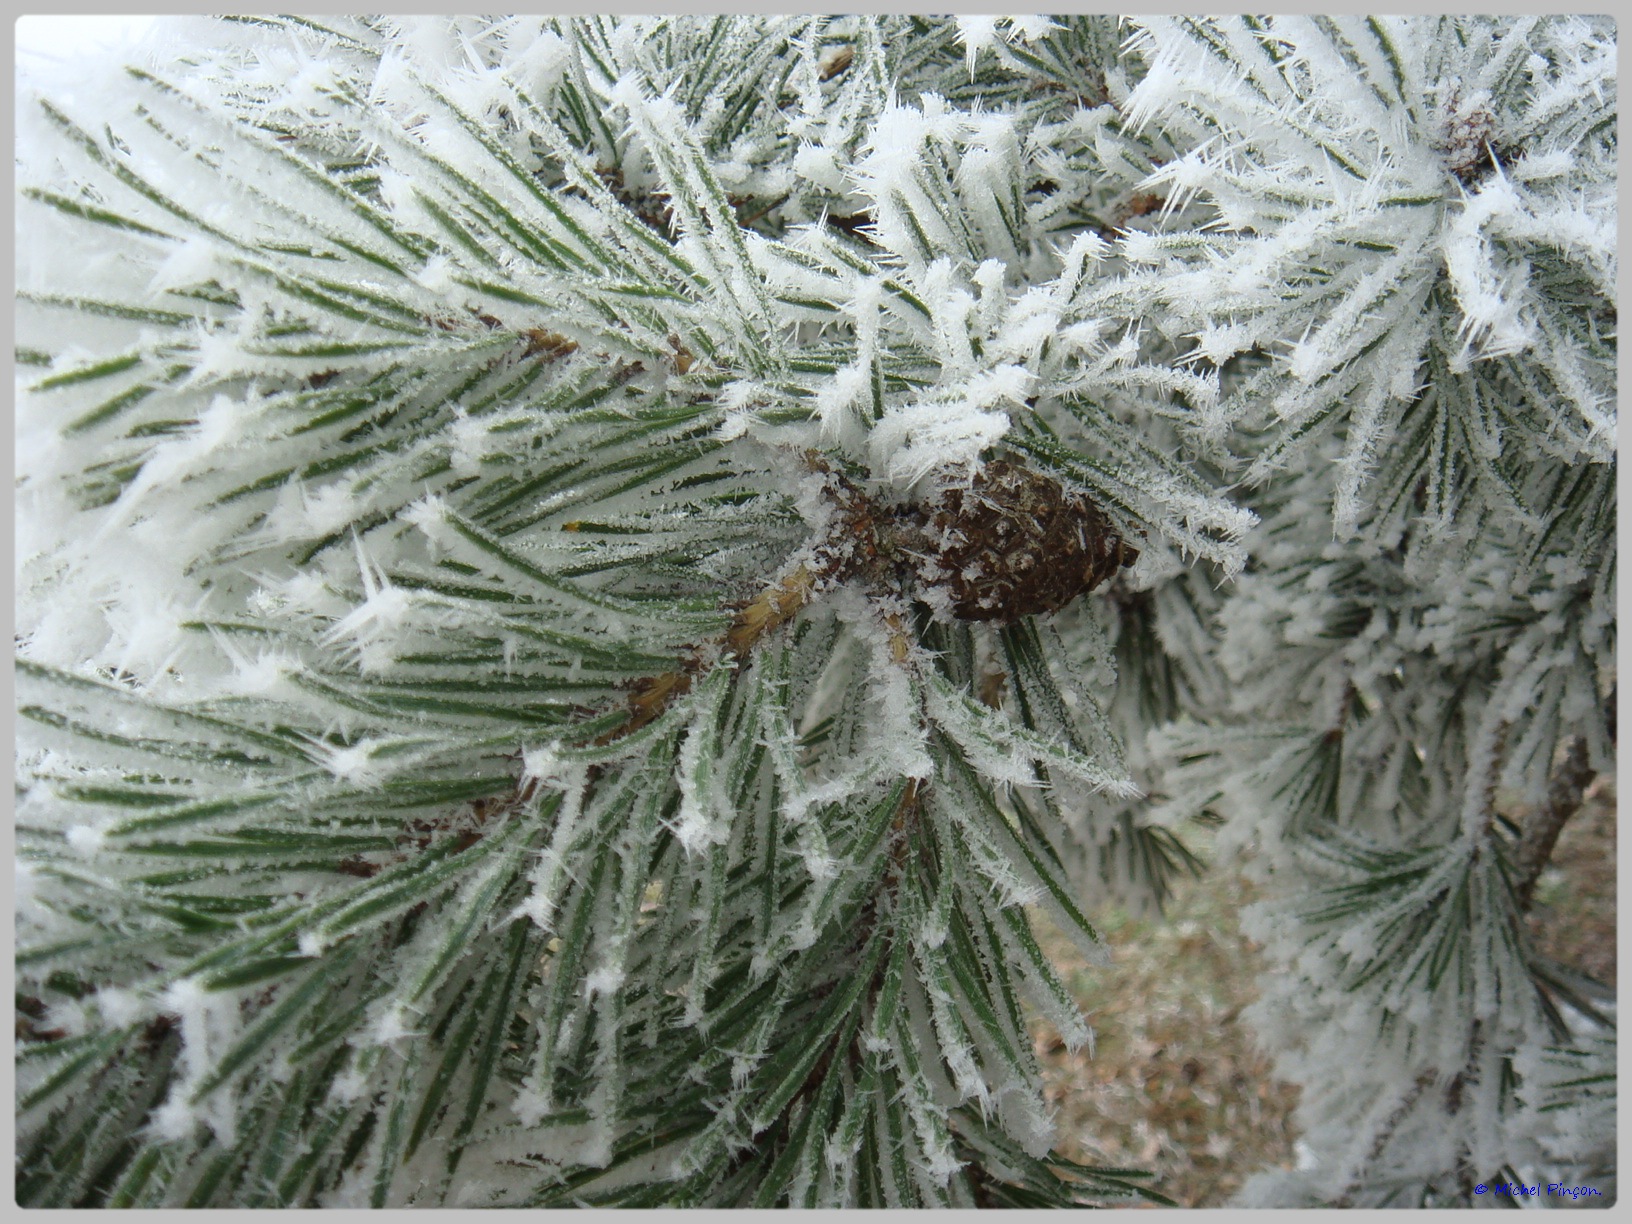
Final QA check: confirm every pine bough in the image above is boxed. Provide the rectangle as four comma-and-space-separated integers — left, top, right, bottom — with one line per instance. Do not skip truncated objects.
15, 15, 1614, 1208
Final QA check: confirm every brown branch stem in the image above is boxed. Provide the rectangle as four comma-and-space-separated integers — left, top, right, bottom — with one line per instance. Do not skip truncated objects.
1513, 736, 1595, 912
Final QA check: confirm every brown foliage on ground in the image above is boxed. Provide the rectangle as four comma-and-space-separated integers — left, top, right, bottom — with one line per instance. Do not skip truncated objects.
1031, 779, 1617, 1206
1029, 842, 1301, 1207
1525, 779, 1616, 988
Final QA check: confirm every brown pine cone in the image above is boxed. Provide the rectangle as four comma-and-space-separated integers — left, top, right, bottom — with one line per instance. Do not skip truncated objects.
912, 460, 1138, 623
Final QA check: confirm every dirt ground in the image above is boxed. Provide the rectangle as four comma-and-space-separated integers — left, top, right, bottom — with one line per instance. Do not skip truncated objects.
1031, 781, 1617, 1208
1526, 778, 1617, 988
1029, 838, 1300, 1208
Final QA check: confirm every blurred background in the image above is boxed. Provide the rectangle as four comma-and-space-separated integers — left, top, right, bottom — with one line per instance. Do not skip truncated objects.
1031, 779, 1616, 1207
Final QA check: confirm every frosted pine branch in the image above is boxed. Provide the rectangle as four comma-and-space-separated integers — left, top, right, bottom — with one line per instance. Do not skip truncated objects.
15, 13, 1612, 1210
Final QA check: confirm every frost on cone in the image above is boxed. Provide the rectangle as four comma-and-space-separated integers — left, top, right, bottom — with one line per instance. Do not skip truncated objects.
911, 460, 1139, 623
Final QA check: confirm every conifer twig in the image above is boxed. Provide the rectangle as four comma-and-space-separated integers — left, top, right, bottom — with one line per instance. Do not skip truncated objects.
1331, 1068, 1438, 1208
1513, 736, 1595, 912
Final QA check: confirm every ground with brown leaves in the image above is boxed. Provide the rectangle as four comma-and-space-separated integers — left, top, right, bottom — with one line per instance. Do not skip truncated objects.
1032, 782, 1615, 1207
1526, 778, 1617, 988
1029, 835, 1300, 1207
